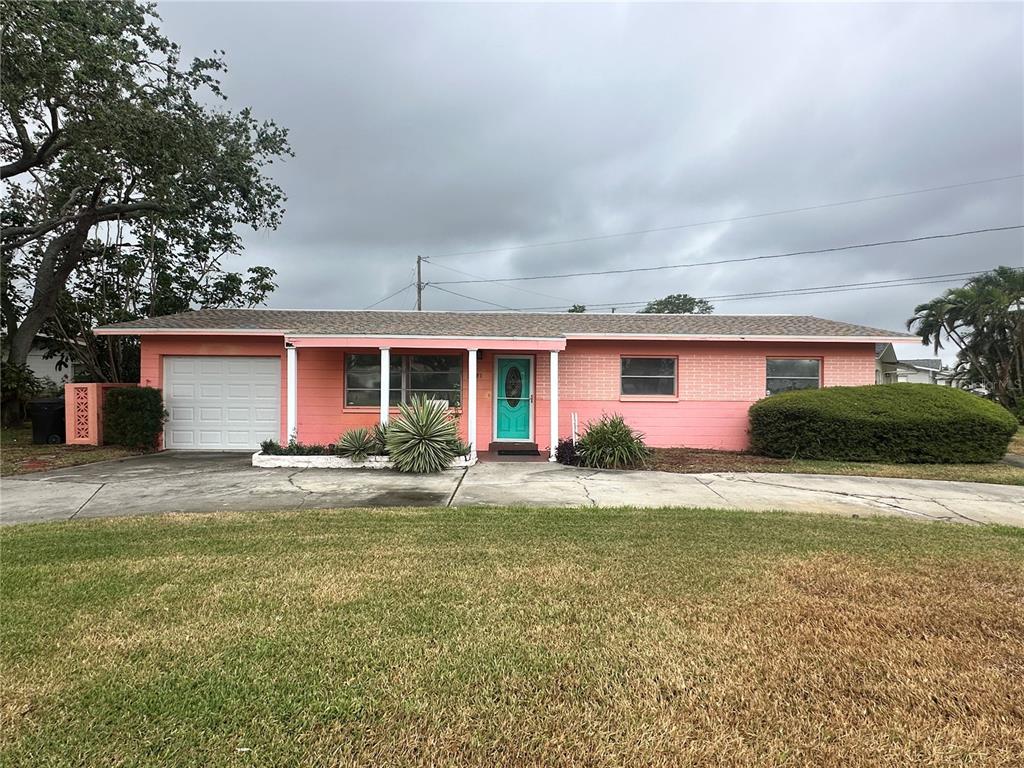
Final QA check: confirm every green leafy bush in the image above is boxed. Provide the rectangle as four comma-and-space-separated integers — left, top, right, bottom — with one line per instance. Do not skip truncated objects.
103, 387, 166, 449
385, 395, 458, 473
576, 414, 651, 469
337, 427, 375, 462
259, 440, 330, 456
748, 384, 1018, 464
450, 439, 472, 458
555, 437, 579, 466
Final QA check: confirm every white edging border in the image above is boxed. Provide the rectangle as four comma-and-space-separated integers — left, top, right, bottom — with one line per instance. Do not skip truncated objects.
251, 452, 476, 470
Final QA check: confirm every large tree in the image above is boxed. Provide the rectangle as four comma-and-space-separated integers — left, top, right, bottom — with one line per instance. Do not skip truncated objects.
907, 266, 1023, 415
1, 1, 290, 419
639, 293, 713, 314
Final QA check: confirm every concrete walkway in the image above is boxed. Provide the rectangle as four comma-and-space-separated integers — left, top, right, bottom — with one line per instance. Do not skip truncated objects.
1, 452, 1022, 526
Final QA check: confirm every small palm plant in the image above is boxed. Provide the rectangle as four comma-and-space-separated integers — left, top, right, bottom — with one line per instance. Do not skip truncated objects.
337, 427, 376, 462
385, 395, 458, 473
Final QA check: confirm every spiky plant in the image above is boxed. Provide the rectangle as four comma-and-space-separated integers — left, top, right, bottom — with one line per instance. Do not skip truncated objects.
385, 395, 458, 473
449, 438, 472, 458
337, 427, 376, 462
370, 421, 391, 455
576, 413, 651, 469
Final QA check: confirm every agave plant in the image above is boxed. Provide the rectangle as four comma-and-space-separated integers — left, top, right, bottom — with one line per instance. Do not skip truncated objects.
337, 427, 376, 462
385, 395, 458, 473
370, 421, 391, 455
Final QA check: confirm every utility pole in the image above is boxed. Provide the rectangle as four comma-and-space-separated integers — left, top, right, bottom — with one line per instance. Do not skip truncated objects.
416, 255, 423, 311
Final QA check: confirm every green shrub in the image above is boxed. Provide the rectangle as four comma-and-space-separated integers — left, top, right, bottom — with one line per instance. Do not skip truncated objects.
1012, 402, 1024, 425
337, 427, 375, 462
259, 440, 331, 456
103, 387, 166, 449
385, 395, 458, 473
576, 414, 651, 469
555, 437, 579, 466
450, 438, 472, 458
748, 384, 1018, 464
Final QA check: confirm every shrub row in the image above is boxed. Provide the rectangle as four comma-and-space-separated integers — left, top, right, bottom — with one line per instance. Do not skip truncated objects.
748, 384, 1017, 464
260, 396, 471, 473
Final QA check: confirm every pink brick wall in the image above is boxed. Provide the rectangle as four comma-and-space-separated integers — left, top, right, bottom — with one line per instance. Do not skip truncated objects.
546, 340, 876, 450
140, 335, 877, 452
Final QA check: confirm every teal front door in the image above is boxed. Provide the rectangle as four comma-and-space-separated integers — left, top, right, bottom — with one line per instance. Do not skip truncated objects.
495, 357, 532, 440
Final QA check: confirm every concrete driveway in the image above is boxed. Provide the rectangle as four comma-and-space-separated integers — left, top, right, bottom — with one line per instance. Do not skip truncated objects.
2, 452, 1022, 526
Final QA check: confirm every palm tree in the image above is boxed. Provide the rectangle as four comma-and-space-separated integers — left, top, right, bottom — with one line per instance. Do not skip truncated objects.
907, 266, 1023, 413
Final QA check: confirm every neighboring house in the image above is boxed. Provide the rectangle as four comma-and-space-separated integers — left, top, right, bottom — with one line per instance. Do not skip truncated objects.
875, 342, 899, 384
17, 336, 83, 386
93, 309, 913, 456
894, 358, 946, 385
876, 344, 951, 386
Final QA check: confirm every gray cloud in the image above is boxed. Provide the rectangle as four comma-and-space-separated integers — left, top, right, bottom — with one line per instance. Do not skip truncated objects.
157, 1, 1023, 359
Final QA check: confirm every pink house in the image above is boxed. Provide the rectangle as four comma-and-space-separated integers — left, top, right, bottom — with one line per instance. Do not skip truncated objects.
93, 309, 912, 458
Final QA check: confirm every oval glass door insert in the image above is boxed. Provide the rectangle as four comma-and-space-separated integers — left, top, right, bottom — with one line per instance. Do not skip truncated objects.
504, 367, 523, 407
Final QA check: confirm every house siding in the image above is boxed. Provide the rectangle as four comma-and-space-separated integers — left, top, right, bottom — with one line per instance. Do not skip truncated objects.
139, 335, 877, 452
139, 334, 289, 443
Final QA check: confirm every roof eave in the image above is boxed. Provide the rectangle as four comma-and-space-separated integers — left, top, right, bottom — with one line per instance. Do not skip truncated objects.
92, 326, 912, 344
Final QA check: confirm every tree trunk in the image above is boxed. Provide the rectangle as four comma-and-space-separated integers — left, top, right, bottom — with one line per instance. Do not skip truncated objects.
2, 223, 92, 425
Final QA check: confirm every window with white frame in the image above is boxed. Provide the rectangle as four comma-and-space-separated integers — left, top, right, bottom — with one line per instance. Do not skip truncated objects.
620, 356, 677, 396
345, 354, 462, 407
766, 358, 821, 396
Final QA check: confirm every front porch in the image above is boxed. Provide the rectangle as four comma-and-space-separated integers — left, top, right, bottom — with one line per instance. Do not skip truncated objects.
285, 335, 566, 461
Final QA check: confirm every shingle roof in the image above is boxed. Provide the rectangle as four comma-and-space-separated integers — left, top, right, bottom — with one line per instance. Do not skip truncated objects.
898, 358, 943, 370
94, 309, 913, 340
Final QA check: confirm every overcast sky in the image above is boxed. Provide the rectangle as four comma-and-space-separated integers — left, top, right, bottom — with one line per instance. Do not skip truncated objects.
157, 1, 1023, 358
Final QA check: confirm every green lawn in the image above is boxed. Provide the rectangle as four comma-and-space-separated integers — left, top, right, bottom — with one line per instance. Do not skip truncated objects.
3, 508, 1023, 766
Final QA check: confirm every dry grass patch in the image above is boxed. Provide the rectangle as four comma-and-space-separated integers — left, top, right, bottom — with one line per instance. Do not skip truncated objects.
2, 507, 1022, 766
1008, 427, 1024, 457
649, 446, 1024, 486
0, 425, 141, 476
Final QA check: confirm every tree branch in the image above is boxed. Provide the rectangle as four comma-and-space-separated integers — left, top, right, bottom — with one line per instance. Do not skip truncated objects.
2, 200, 167, 251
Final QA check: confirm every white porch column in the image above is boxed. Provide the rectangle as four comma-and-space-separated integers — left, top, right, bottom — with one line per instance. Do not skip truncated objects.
379, 347, 391, 424
467, 349, 478, 459
549, 350, 559, 461
286, 345, 298, 442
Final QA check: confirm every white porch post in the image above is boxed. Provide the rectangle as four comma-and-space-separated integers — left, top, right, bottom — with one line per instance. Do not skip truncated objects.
379, 347, 391, 424
549, 350, 559, 461
467, 349, 478, 459
286, 345, 298, 442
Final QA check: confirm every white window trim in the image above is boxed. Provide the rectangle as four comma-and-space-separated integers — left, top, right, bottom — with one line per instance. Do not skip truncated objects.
345, 353, 463, 409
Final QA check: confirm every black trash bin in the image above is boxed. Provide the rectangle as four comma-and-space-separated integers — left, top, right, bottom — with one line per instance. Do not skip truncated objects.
27, 398, 65, 444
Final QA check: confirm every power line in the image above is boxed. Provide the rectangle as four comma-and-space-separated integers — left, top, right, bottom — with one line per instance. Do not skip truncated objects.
422, 258, 571, 302
427, 284, 522, 311
429, 225, 1023, 285
364, 281, 415, 309
467, 267, 1019, 312
426, 174, 1024, 259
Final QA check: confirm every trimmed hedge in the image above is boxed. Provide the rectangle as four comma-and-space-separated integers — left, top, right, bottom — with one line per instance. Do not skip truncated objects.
103, 387, 166, 449
748, 384, 1017, 464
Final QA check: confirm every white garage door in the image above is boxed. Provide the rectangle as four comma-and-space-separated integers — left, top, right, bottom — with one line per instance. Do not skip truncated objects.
163, 356, 280, 450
